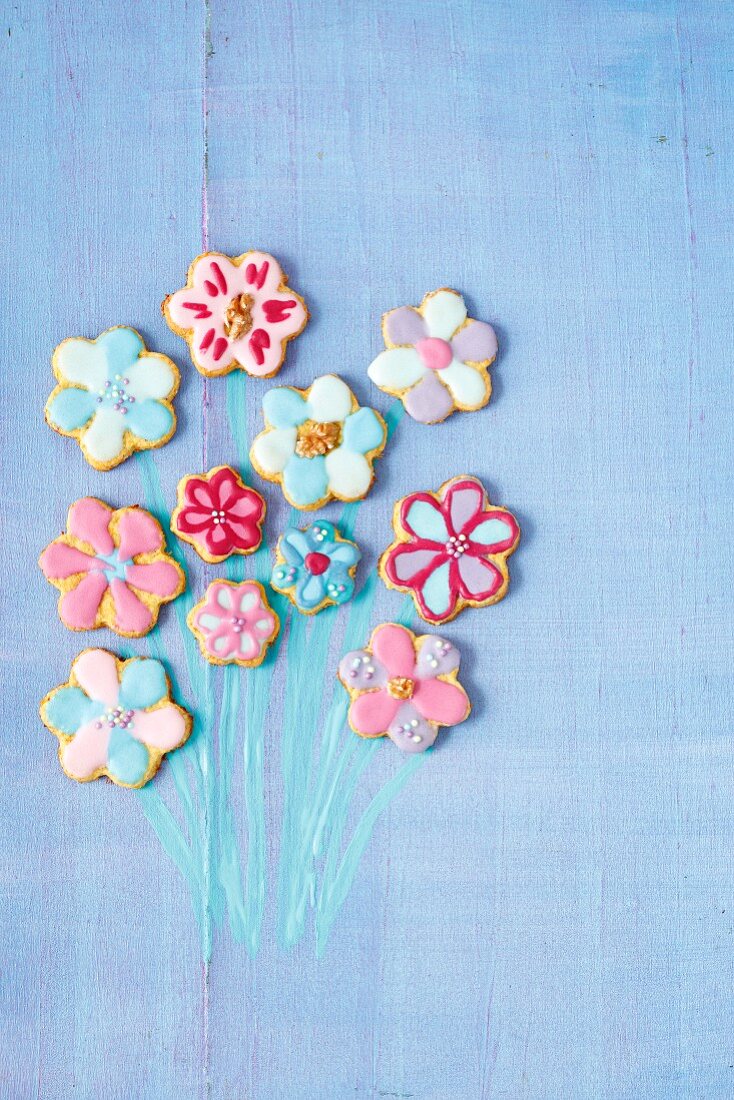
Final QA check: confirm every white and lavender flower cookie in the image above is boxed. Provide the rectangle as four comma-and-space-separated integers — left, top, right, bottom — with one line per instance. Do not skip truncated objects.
250, 374, 387, 510
40, 649, 192, 788
367, 289, 498, 423
39, 497, 185, 636
188, 580, 280, 668
271, 520, 360, 615
163, 250, 308, 378
337, 623, 470, 754
45, 327, 179, 470
379, 476, 520, 625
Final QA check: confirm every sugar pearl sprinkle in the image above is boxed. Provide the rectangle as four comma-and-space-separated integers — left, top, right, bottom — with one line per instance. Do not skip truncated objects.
445, 533, 469, 557
397, 719, 422, 744
230, 615, 247, 634
312, 526, 330, 543
210, 509, 227, 525
275, 565, 297, 584
95, 706, 134, 731
349, 654, 372, 679
327, 582, 347, 595
96, 373, 135, 414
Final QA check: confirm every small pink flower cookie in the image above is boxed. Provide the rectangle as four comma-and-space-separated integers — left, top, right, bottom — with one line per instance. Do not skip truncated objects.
379, 476, 520, 626
338, 623, 470, 754
39, 497, 185, 636
368, 289, 498, 423
40, 649, 192, 788
187, 580, 280, 668
162, 251, 308, 378
171, 465, 266, 564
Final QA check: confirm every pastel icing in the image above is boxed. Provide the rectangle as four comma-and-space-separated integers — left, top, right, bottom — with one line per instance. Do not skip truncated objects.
39, 497, 185, 636
379, 476, 520, 625
45, 327, 179, 469
187, 580, 280, 667
271, 520, 361, 614
367, 289, 498, 424
250, 374, 387, 509
337, 623, 470, 754
40, 649, 192, 788
163, 250, 308, 378
171, 465, 266, 563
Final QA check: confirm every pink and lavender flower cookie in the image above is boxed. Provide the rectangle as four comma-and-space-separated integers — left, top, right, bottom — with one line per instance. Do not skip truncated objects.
163, 251, 308, 378
367, 289, 498, 423
338, 623, 470, 754
187, 580, 280, 667
171, 465, 266, 564
40, 649, 192, 788
379, 476, 520, 625
39, 497, 185, 636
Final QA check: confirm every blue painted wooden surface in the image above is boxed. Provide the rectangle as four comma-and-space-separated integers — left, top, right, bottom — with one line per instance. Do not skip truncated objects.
2, 0, 733, 1096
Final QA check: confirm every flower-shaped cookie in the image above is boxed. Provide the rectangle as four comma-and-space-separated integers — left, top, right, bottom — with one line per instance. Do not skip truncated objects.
338, 623, 470, 754
271, 520, 360, 614
39, 498, 185, 636
188, 580, 279, 667
379, 476, 520, 625
45, 327, 179, 469
250, 374, 387, 509
163, 250, 308, 378
171, 466, 266, 564
367, 289, 498, 423
40, 649, 192, 788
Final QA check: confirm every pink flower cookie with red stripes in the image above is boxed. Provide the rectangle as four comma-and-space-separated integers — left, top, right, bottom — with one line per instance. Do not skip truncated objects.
379, 476, 520, 626
162, 251, 308, 378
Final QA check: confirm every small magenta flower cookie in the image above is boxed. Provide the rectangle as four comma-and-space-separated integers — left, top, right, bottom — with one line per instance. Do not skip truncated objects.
45, 326, 179, 470
271, 520, 360, 614
163, 250, 308, 378
39, 497, 185, 636
250, 374, 387, 509
338, 623, 470, 754
40, 649, 192, 788
188, 580, 280, 667
367, 289, 498, 423
171, 465, 266, 564
379, 476, 520, 626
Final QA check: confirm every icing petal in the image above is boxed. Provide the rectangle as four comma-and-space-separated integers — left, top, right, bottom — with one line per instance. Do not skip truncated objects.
46, 387, 97, 431
412, 678, 469, 726
306, 375, 353, 422
54, 338, 107, 390
295, 571, 326, 609
279, 528, 309, 565
368, 348, 425, 391
283, 454, 329, 507
251, 427, 297, 474
39, 541, 97, 580
401, 496, 449, 543
72, 650, 120, 706
457, 553, 503, 600
403, 371, 454, 424
422, 290, 467, 340
81, 409, 126, 465
118, 658, 168, 710
342, 408, 385, 456
262, 386, 308, 429
59, 572, 109, 629
444, 479, 484, 535
67, 497, 115, 554
464, 509, 520, 553
387, 703, 438, 754
324, 447, 372, 500
384, 306, 427, 346
329, 541, 360, 566
123, 357, 176, 401
371, 623, 415, 678
128, 703, 187, 751
220, 518, 261, 551
349, 689, 401, 737
109, 578, 154, 634
386, 545, 444, 586
116, 508, 163, 559
451, 320, 498, 364
60, 720, 111, 780
439, 360, 488, 409
338, 649, 388, 692
414, 635, 461, 679
42, 686, 103, 734
238, 631, 259, 660
106, 728, 150, 785
419, 560, 454, 619
124, 398, 174, 442
125, 562, 181, 598
97, 327, 144, 374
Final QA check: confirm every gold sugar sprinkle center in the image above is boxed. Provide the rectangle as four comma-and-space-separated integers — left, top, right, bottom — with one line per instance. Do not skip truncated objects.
223, 293, 254, 340
295, 419, 342, 458
386, 676, 415, 701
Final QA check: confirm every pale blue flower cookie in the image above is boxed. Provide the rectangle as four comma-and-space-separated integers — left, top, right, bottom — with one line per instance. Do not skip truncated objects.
271, 520, 361, 614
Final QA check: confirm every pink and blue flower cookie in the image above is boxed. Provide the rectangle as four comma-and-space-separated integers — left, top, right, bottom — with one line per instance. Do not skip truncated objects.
188, 580, 280, 667
271, 520, 360, 614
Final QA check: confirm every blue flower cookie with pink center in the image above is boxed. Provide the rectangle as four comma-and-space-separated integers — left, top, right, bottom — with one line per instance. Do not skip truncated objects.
270, 520, 361, 615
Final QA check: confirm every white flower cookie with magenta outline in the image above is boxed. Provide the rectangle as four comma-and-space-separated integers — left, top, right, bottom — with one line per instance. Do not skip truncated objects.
368, 288, 498, 424
163, 250, 308, 378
